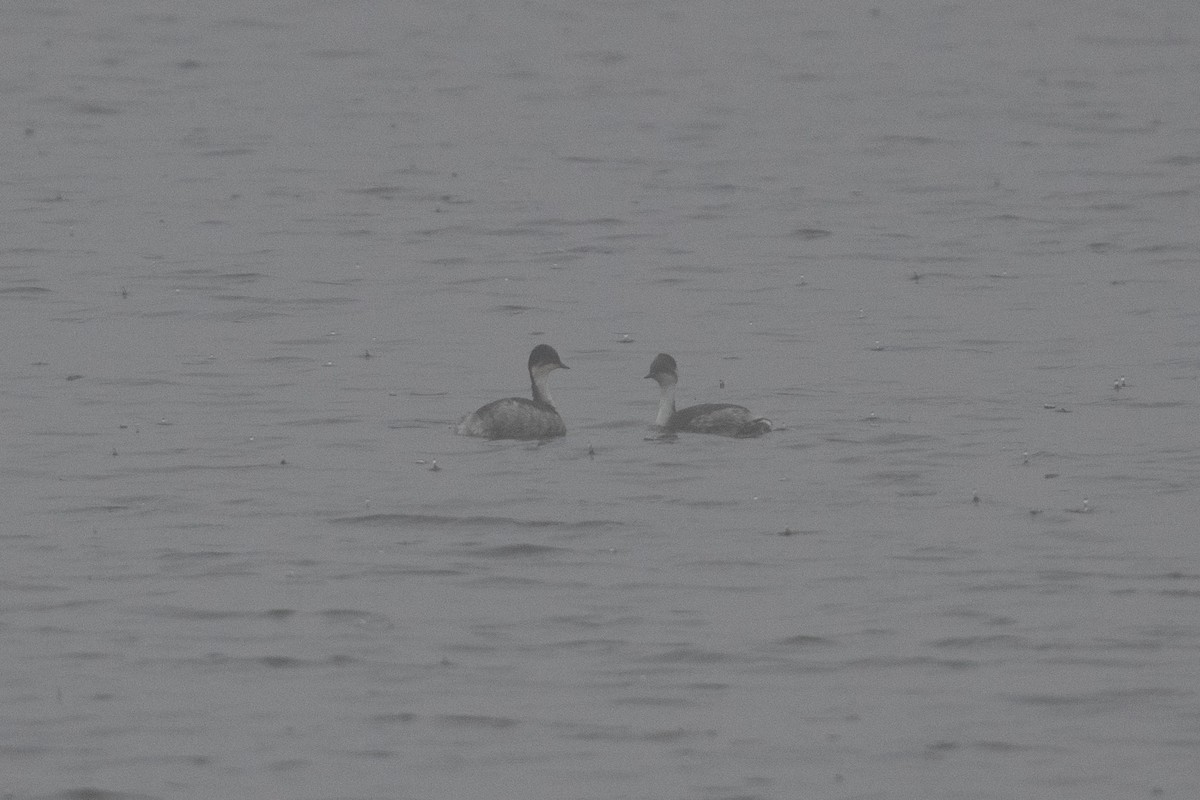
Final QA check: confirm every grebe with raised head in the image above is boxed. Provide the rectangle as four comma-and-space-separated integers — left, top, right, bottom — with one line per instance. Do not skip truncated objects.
456, 344, 569, 440
644, 353, 771, 438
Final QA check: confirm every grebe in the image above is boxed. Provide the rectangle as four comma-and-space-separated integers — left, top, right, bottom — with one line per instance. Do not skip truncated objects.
456, 344, 569, 440
644, 353, 771, 438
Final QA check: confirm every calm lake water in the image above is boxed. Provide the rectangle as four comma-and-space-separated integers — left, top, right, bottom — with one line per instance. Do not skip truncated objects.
2, 1, 1199, 799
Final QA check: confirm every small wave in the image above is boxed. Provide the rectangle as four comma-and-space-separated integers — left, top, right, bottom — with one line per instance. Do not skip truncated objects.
774, 634, 839, 648
44, 790, 164, 800
0, 285, 51, 294
1007, 687, 1185, 710
331, 513, 621, 530
435, 714, 519, 729
471, 543, 564, 558
195, 653, 359, 670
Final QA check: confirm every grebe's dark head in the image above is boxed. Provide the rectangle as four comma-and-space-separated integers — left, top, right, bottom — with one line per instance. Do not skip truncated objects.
645, 353, 678, 385
528, 344, 568, 372
645, 353, 678, 380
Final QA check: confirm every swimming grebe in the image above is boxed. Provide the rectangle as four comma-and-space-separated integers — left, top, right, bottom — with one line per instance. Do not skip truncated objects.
455, 344, 569, 440
644, 353, 771, 438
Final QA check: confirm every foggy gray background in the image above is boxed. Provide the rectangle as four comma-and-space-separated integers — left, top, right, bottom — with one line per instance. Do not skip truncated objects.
2, 1, 1198, 798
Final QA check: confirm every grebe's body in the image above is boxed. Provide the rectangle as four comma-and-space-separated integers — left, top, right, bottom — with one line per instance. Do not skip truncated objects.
456, 345, 568, 440
645, 353, 771, 438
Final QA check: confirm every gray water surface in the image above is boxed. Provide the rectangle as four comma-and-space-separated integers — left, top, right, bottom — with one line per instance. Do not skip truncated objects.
2, 2, 1199, 799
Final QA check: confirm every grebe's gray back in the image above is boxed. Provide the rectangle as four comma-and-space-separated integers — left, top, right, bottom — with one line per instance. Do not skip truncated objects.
456, 344, 569, 440
645, 353, 771, 438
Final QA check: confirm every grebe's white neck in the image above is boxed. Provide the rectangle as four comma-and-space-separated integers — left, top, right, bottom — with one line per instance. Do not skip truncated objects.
652, 376, 677, 427
530, 362, 559, 408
